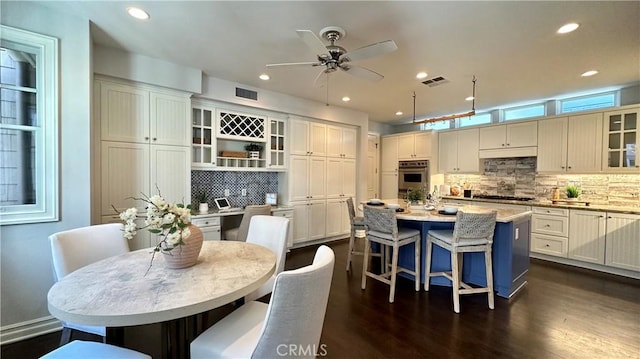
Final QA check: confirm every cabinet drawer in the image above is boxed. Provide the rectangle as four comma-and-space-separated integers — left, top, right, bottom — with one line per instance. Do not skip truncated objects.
201, 226, 221, 241
192, 216, 221, 227
532, 206, 569, 216
532, 214, 569, 236
531, 233, 568, 257
272, 210, 293, 219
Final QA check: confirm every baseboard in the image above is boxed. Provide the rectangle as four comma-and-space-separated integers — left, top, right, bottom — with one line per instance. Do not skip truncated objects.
0, 316, 62, 345
530, 253, 640, 280
291, 235, 348, 249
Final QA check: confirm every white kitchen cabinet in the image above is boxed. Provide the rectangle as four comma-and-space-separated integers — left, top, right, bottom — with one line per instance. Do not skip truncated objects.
537, 113, 603, 173
566, 113, 603, 172
569, 209, 606, 264
325, 198, 350, 238
291, 201, 326, 244
98, 79, 190, 146
381, 135, 399, 172
267, 116, 287, 169
191, 105, 216, 168
272, 209, 294, 249
537, 117, 568, 172
602, 106, 639, 172
288, 155, 326, 202
605, 212, 640, 271
380, 171, 399, 200
191, 216, 222, 241
289, 119, 327, 156
479, 121, 537, 149
438, 128, 479, 173
326, 125, 357, 158
326, 157, 356, 199
397, 132, 432, 160
530, 207, 569, 257
101, 141, 190, 214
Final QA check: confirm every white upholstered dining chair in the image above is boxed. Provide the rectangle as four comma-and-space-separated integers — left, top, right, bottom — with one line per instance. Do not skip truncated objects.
49, 223, 130, 344
244, 215, 290, 302
190, 245, 335, 359
424, 210, 497, 313
223, 204, 272, 242
40, 340, 150, 359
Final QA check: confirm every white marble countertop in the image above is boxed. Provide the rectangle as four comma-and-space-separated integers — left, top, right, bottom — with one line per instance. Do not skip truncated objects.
47, 241, 275, 327
369, 199, 531, 223
441, 196, 640, 215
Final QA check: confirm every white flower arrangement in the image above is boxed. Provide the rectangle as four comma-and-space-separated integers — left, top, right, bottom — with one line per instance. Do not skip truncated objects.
116, 192, 193, 270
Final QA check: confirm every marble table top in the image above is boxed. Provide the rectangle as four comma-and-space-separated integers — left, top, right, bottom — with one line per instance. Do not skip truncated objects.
47, 241, 275, 327
367, 199, 531, 223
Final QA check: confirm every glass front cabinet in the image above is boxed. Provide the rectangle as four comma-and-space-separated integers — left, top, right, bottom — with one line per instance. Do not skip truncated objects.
191, 101, 287, 171
603, 106, 639, 172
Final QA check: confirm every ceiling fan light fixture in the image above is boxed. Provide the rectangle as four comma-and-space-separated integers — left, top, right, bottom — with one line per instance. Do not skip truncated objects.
342, 96, 350, 102
259, 73, 270, 80
127, 7, 150, 20
581, 70, 598, 77
416, 72, 428, 79
557, 22, 579, 34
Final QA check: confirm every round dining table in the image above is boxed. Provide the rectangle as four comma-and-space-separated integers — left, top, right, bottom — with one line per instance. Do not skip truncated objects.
47, 240, 276, 358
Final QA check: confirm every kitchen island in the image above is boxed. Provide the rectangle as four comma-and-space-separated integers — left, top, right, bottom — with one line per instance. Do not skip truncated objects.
378, 201, 532, 298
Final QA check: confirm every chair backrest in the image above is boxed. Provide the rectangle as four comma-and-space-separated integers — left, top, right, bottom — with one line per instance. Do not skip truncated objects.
453, 211, 498, 243
49, 223, 129, 281
364, 205, 398, 237
251, 245, 335, 359
346, 197, 357, 224
246, 215, 290, 280
236, 205, 272, 242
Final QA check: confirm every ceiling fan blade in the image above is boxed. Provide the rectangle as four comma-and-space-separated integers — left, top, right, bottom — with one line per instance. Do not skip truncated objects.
313, 69, 328, 88
266, 61, 321, 67
340, 64, 384, 82
343, 40, 398, 62
296, 30, 330, 57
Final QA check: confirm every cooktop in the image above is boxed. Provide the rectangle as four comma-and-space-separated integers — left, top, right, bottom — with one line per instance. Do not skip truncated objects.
471, 194, 535, 202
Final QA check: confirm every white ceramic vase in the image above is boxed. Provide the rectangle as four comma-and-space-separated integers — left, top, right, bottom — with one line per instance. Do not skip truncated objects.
199, 202, 209, 213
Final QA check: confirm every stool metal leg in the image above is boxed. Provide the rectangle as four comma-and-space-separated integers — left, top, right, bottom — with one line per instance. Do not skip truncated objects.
424, 236, 433, 291
486, 247, 495, 309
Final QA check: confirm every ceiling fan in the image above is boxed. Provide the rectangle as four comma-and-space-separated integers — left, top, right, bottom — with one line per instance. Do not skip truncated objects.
266, 26, 397, 86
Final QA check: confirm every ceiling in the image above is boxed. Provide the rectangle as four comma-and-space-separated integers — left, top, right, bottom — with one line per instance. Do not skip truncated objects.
34, 1, 640, 124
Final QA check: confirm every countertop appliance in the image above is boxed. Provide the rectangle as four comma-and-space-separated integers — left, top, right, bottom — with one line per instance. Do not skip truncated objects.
398, 160, 429, 196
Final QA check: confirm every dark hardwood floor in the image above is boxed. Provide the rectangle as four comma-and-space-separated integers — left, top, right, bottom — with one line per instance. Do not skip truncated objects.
3, 239, 639, 358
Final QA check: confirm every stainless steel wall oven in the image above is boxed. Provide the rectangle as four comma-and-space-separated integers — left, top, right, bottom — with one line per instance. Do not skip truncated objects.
398, 160, 429, 197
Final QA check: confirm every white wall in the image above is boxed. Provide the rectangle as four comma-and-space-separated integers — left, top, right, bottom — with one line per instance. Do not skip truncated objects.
0, 1, 92, 343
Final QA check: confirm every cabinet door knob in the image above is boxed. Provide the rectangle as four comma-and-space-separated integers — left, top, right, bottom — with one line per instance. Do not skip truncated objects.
153, 138, 157, 141
501, 144, 505, 146
567, 166, 572, 169
545, 224, 550, 227
545, 244, 550, 247
561, 166, 565, 169
607, 216, 612, 219
506, 143, 510, 146
145, 137, 149, 140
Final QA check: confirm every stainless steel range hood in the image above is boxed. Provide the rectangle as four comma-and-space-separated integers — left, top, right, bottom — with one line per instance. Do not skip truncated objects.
478, 146, 537, 159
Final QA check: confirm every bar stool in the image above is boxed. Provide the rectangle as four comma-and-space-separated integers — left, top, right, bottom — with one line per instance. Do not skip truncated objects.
346, 197, 366, 271
361, 205, 421, 303
424, 210, 497, 313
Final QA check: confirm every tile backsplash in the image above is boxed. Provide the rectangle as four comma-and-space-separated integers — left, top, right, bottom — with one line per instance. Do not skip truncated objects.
446, 157, 640, 207
191, 171, 279, 208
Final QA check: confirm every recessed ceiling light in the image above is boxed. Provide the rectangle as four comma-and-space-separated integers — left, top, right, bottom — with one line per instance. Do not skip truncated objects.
465, 96, 475, 101
396, 111, 403, 116
259, 74, 270, 80
342, 96, 350, 102
581, 70, 598, 77
127, 7, 150, 20
416, 72, 428, 79
557, 23, 579, 34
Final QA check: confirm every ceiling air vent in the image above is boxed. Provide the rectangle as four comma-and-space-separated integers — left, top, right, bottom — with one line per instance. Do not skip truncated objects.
421, 76, 449, 87
235, 87, 258, 101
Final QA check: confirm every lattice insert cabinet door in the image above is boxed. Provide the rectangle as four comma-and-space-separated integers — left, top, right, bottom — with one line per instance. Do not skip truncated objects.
216, 110, 267, 141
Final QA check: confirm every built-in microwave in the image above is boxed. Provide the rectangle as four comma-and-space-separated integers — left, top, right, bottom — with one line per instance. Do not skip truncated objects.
398, 160, 429, 195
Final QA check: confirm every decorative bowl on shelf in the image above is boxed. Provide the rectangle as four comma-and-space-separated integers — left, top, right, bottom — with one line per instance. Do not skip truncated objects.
369, 198, 381, 204
386, 203, 401, 209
